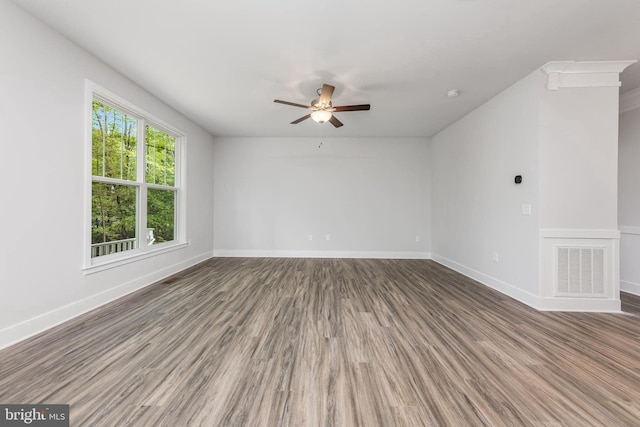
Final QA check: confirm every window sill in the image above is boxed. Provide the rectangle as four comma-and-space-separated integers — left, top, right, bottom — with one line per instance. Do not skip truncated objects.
83, 241, 190, 275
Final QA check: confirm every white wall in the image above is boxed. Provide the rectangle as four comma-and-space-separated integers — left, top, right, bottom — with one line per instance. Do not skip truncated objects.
431, 71, 541, 304
431, 67, 624, 311
0, 0, 215, 348
539, 87, 620, 229
619, 105, 640, 226
213, 137, 430, 258
619, 103, 640, 295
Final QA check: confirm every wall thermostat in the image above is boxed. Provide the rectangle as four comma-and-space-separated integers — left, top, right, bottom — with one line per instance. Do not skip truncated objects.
515, 175, 523, 184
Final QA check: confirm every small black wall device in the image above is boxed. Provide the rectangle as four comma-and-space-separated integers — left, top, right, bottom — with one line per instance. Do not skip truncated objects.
515, 175, 522, 184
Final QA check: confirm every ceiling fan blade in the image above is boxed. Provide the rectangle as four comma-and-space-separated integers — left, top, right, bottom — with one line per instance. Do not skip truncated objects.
274, 99, 312, 109
291, 114, 311, 124
332, 104, 371, 112
319, 84, 335, 106
329, 115, 343, 128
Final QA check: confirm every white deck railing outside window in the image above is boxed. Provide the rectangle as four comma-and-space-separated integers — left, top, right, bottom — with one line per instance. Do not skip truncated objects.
91, 228, 155, 258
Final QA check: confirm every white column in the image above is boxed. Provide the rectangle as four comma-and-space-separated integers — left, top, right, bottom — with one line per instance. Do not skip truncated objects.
537, 60, 635, 311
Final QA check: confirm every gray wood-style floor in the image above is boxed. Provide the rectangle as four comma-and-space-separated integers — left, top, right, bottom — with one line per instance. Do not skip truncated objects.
1, 258, 640, 426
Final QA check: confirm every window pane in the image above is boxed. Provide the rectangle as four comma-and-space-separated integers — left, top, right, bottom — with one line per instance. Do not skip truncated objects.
92, 101, 137, 181
146, 126, 175, 186
91, 182, 137, 257
147, 188, 175, 245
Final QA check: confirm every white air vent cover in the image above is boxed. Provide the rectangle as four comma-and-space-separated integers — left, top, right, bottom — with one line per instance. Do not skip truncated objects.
556, 247, 606, 297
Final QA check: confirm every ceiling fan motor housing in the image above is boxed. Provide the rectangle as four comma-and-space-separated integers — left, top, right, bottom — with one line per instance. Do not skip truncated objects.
311, 98, 332, 110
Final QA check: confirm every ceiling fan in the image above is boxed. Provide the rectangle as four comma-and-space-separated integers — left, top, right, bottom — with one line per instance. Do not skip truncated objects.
274, 84, 370, 128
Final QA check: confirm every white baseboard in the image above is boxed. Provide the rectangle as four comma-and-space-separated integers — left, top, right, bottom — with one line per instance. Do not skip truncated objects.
431, 254, 540, 309
0, 251, 214, 351
621, 280, 640, 296
432, 253, 622, 313
537, 297, 621, 312
213, 250, 431, 259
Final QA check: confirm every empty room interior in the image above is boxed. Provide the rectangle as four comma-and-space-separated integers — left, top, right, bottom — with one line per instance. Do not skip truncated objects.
3, 0, 640, 425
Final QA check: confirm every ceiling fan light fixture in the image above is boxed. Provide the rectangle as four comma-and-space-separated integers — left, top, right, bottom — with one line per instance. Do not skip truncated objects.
311, 109, 332, 123
274, 83, 370, 128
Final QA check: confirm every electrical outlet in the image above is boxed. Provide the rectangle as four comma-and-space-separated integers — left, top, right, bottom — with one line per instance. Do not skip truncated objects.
415, 235, 421, 242
308, 235, 313, 241
326, 234, 331, 241
492, 252, 499, 262
521, 204, 532, 216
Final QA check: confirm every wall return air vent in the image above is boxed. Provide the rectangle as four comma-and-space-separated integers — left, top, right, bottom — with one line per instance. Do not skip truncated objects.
556, 247, 606, 297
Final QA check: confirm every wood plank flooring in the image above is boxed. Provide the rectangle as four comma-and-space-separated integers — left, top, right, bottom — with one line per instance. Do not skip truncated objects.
1, 258, 640, 426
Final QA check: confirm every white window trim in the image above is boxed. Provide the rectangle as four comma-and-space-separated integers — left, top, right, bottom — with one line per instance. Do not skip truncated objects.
83, 80, 188, 274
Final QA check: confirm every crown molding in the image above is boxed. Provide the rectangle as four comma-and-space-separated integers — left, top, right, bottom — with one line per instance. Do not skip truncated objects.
541, 60, 637, 91
620, 88, 640, 114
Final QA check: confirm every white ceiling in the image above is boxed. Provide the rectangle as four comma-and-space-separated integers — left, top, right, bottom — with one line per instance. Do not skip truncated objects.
11, 0, 640, 138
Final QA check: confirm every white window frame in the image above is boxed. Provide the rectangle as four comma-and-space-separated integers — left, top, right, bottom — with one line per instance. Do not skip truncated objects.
83, 81, 188, 274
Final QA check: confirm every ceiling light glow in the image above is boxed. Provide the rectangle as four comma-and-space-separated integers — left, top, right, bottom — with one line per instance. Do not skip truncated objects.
311, 110, 332, 123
